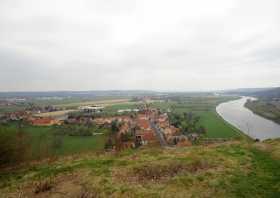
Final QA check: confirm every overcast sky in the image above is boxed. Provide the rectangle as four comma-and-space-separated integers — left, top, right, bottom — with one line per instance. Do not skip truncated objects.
0, 0, 280, 91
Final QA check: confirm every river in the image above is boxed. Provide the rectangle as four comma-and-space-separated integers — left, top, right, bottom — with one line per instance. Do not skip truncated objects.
216, 97, 280, 141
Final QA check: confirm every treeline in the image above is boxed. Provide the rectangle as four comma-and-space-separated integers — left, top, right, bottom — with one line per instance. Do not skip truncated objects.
169, 112, 206, 136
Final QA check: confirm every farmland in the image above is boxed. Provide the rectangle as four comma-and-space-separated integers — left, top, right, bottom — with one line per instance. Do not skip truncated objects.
149, 97, 242, 138
0, 97, 131, 114
0, 123, 109, 159
104, 96, 243, 139
0, 95, 244, 161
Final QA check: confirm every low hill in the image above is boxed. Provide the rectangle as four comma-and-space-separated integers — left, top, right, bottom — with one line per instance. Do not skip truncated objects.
1, 140, 280, 197
0, 90, 159, 99
221, 87, 272, 95
251, 87, 280, 99
221, 87, 280, 99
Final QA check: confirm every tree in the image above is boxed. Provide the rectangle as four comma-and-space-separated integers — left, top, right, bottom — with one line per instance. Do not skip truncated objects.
111, 120, 119, 134
169, 112, 205, 136
197, 126, 206, 135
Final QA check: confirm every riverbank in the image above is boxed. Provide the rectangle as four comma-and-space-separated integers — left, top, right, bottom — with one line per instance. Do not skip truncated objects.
216, 97, 280, 141
214, 108, 252, 141
245, 99, 280, 125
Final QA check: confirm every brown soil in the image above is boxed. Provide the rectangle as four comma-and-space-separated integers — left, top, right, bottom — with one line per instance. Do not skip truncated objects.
6, 171, 98, 198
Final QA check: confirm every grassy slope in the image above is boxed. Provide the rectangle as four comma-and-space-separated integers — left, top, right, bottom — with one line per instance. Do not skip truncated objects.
1, 140, 280, 197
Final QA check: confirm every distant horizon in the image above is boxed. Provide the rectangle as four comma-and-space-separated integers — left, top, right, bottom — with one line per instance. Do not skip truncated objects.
0, 86, 278, 94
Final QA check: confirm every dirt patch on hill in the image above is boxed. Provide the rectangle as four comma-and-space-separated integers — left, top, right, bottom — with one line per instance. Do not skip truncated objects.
6, 171, 98, 198
114, 159, 212, 184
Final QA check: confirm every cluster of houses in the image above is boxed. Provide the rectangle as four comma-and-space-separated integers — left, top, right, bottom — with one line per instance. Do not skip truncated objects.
93, 107, 192, 149
25, 105, 63, 114
0, 111, 62, 126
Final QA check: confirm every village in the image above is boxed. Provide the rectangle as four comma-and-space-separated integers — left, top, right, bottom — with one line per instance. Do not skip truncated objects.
93, 106, 192, 150
0, 100, 194, 151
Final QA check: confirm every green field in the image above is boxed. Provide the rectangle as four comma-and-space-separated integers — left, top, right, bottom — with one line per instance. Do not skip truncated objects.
104, 102, 140, 113
149, 96, 242, 139
103, 96, 243, 139
0, 123, 109, 159
0, 96, 244, 162
197, 111, 241, 138
0, 96, 130, 113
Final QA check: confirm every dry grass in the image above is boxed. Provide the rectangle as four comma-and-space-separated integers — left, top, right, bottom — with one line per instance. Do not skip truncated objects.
130, 160, 211, 183
33, 179, 53, 194
1, 140, 280, 198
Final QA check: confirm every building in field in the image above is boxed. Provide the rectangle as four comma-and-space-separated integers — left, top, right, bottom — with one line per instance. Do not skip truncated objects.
79, 105, 104, 113
30, 117, 61, 126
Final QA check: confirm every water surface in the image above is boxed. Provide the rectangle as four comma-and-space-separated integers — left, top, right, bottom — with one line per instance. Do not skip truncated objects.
216, 97, 280, 140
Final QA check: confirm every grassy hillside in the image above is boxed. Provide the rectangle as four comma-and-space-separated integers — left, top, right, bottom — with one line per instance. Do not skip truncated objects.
1, 140, 280, 197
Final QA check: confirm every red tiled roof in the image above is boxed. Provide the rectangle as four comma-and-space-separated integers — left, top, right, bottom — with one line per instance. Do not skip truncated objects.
137, 119, 150, 130
32, 117, 54, 125
137, 114, 148, 120
143, 131, 156, 141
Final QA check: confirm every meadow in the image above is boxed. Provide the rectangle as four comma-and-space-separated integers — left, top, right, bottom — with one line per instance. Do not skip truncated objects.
150, 96, 242, 138
0, 123, 109, 160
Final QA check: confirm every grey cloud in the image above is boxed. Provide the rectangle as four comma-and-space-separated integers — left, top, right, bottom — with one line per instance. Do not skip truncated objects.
0, 0, 280, 91
250, 45, 280, 63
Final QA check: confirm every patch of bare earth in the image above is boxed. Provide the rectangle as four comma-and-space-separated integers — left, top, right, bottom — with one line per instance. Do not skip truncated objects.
6, 171, 99, 198
114, 160, 212, 184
